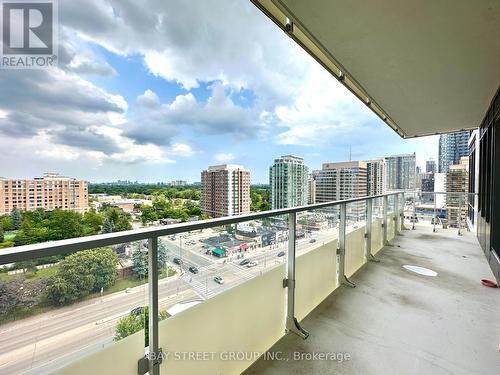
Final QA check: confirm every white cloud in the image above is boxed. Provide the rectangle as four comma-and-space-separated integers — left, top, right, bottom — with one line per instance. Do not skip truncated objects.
137, 89, 161, 108
171, 143, 194, 157
214, 153, 235, 162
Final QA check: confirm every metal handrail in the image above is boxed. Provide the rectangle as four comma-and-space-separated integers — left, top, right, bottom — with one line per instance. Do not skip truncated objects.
0, 192, 400, 265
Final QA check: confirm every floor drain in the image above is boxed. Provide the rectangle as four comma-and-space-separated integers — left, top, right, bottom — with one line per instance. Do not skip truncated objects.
403, 265, 438, 277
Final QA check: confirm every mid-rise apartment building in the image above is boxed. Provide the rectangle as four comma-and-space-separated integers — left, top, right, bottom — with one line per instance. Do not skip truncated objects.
315, 161, 367, 220
385, 153, 416, 191
438, 130, 470, 173
307, 172, 318, 205
269, 155, 308, 209
0, 173, 88, 214
201, 164, 250, 218
365, 159, 386, 196
446, 157, 469, 228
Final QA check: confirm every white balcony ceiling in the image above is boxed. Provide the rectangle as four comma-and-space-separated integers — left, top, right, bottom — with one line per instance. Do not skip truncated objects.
252, 0, 500, 138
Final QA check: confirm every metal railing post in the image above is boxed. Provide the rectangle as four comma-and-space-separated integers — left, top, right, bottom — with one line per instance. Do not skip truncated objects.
458, 193, 463, 236
382, 195, 389, 245
148, 237, 161, 375
412, 192, 416, 230
394, 194, 400, 234
365, 198, 379, 262
433, 192, 437, 233
400, 192, 406, 230
284, 212, 309, 339
338, 203, 356, 287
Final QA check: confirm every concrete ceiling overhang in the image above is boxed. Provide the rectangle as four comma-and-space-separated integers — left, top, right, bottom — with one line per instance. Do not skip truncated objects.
251, 0, 500, 138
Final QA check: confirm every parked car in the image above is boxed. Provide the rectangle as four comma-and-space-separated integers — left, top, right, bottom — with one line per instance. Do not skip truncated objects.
214, 276, 224, 285
277, 251, 285, 257
309, 239, 317, 243
173, 257, 183, 265
239, 259, 250, 266
247, 261, 258, 268
188, 266, 199, 274
130, 306, 144, 315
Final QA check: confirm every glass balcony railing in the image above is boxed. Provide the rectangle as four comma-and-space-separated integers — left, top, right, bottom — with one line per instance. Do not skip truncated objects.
0, 191, 475, 375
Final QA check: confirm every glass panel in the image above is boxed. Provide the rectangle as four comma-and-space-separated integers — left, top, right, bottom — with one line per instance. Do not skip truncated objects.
295, 206, 339, 320
371, 197, 384, 254
345, 201, 367, 277
0, 243, 147, 374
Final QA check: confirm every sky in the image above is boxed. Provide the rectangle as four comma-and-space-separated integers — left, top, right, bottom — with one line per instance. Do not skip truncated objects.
0, 0, 438, 184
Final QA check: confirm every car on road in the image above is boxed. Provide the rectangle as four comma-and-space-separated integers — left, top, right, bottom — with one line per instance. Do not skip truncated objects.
277, 251, 285, 257
214, 276, 224, 285
130, 306, 144, 315
309, 238, 317, 243
173, 257, 183, 265
246, 261, 258, 268
188, 266, 199, 274
239, 259, 250, 266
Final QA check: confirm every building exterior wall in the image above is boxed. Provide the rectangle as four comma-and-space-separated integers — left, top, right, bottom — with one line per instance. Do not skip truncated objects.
385, 153, 416, 191
438, 130, 470, 173
365, 159, 386, 196
201, 164, 250, 218
446, 158, 469, 228
315, 161, 367, 220
0, 173, 88, 215
269, 155, 308, 209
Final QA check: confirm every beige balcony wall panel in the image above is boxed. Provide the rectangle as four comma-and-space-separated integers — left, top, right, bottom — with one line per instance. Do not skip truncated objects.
387, 215, 396, 241
295, 239, 339, 321
159, 264, 286, 375
51, 330, 144, 375
372, 218, 384, 255
345, 226, 367, 278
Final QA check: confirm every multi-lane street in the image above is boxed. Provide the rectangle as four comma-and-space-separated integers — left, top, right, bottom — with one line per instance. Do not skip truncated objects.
0, 228, 340, 375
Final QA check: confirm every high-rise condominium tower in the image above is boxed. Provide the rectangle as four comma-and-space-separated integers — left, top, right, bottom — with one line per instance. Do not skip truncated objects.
269, 155, 308, 210
0, 173, 88, 214
446, 157, 469, 228
426, 159, 437, 173
385, 153, 416, 191
438, 131, 470, 173
315, 161, 367, 220
201, 164, 250, 218
366, 159, 386, 196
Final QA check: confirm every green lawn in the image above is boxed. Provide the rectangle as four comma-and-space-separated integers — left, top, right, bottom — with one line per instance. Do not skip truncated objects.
0, 265, 59, 281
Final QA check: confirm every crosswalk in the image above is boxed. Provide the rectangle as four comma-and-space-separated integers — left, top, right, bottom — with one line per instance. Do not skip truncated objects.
180, 274, 216, 300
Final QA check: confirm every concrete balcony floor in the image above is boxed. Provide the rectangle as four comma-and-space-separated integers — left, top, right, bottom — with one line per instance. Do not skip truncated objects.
245, 225, 500, 375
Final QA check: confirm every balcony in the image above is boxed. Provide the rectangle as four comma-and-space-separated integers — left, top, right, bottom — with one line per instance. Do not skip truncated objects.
1, 192, 497, 375
245, 225, 500, 375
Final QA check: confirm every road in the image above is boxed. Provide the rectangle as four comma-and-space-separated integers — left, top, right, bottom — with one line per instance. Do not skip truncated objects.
0, 228, 341, 375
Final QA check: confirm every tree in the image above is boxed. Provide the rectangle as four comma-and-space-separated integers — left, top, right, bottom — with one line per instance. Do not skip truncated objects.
0, 215, 14, 231
152, 195, 170, 214
114, 305, 169, 346
140, 206, 158, 226
158, 241, 168, 269
83, 209, 104, 235
10, 209, 22, 230
45, 210, 84, 241
46, 248, 118, 305
0, 227, 4, 243
0, 278, 48, 315
132, 244, 148, 279
102, 218, 114, 234
14, 220, 48, 246
102, 207, 132, 232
